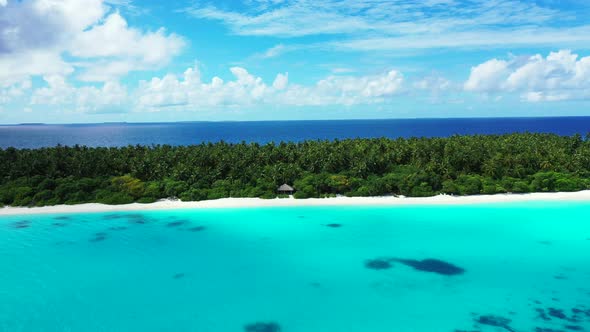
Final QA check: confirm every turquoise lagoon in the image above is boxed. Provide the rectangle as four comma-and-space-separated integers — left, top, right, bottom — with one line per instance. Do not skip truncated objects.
1, 202, 589, 332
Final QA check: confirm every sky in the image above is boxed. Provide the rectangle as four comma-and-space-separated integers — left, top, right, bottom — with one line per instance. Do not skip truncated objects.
1, 0, 590, 123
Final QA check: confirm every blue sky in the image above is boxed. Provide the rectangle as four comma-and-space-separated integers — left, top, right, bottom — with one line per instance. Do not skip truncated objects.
1, 0, 590, 123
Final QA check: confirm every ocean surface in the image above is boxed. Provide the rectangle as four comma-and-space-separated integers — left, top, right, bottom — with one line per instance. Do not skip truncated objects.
2, 117, 590, 148
1, 203, 589, 331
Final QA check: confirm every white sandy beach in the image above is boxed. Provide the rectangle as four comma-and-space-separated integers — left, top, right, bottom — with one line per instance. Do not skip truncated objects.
2, 191, 590, 216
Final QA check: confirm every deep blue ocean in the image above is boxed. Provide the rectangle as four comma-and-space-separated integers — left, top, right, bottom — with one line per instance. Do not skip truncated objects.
1, 117, 590, 148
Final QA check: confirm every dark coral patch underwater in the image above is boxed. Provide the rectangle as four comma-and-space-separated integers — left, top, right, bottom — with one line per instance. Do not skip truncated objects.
243, 322, 281, 332
535, 327, 585, 332
467, 301, 590, 332
393, 258, 465, 276
365, 258, 393, 270
187, 226, 206, 232
127, 214, 150, 224
475, 315, 515, 331
166, 220, 190, 227
548, 308, 569, 320
10, 220, 31, 229
538, 306, 588, 323
363, 257, 465, 275
89, 232, 108, 242
103, 214, 125, 220
501, 304, 590, 332
536, 308, 552, 321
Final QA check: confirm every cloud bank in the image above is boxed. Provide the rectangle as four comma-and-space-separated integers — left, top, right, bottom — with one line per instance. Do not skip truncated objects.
0, 0, 184, 87
135, 66, 404, 111
465, 50, 590, 102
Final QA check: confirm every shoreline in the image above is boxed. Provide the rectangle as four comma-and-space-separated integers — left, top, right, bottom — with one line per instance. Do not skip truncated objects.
1, 191, 590, 216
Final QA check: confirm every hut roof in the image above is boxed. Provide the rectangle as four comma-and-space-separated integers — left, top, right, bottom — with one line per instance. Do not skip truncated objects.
278, 184, 294, 191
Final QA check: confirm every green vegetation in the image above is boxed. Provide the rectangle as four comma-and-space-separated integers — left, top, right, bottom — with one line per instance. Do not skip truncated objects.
1, 133, 590, 207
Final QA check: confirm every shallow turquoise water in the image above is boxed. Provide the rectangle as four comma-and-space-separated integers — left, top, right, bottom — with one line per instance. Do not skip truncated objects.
1, 202, 589, 332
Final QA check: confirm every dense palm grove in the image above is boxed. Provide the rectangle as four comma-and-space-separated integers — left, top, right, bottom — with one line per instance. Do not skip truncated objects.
1, 133, 590, 207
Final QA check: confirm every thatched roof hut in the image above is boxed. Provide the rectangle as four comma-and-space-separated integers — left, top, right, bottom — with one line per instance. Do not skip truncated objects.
277, 184, 295, 194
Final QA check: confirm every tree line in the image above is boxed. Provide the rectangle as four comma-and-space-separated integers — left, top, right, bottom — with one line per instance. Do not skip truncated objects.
1, 133, 590, 207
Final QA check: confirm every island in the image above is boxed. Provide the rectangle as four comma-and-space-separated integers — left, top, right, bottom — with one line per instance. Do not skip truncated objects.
1, 133, 589, 208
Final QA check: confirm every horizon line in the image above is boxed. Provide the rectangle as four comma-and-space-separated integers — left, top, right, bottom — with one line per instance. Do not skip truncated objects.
2, 115, 590, 126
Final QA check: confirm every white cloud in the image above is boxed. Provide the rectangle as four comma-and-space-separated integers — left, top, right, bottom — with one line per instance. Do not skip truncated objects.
330, 26, 590, 51
0, 49, 73, 87
0, 80, 31, 104
185, 4, 370, 38
186, 0, 559, 37
0, 0, 106, 54
464, 59, 510, 92
464, 50, 590, 102
0, 0, 7, 7
75, 60, 136, 82
331, 68, 356, 74
280, 70, 404, 106
262, 44, 286, 58
32, 0, 106, 32
136, 66, 280, 110
71, 12, 184, 81
135, 66, 404, 111
31, 76, 74, 105
0, 0, 184, 85
253, 43, 310, 60
31, 75, 128, 113
183, 0, 590, 51
523, 92, 570, 103
415, 75, 452, 92
414, 75, 454, 102
272, 72, 288, 90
